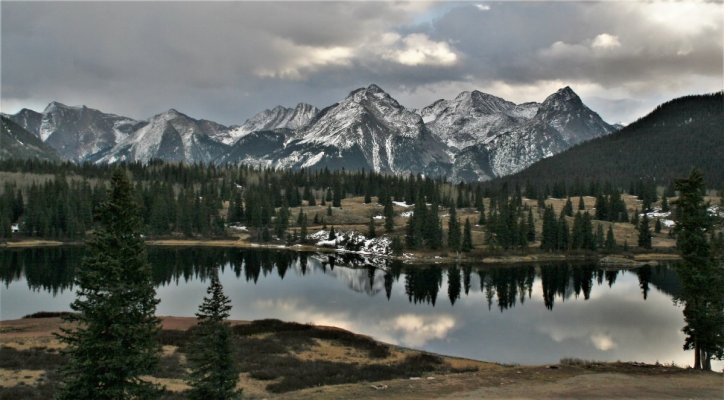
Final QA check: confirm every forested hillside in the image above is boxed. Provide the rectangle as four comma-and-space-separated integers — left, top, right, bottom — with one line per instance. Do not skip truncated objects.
492, 93, 724, 188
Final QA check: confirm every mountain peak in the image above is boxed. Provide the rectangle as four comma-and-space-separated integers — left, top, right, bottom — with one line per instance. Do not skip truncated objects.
367, 83, 384, 92
44, 101, 73, 113
550, 86, 580, 101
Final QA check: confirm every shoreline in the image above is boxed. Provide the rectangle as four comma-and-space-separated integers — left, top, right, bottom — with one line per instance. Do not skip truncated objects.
1, 315, 720, 399
0, 238, 681, 266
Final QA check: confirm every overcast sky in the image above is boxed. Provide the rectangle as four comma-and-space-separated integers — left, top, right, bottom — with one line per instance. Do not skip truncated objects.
2, 1, 721, 125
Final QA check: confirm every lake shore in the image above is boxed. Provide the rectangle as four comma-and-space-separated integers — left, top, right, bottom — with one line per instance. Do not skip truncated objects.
1, 237, 681, 267
0, 316, 720, 399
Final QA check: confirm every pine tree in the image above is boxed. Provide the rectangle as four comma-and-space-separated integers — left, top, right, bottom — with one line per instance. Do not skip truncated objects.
638, 214, 652, 249
328, 226, 336, 240
605, 225, 616, 250
563, 198, 574, 217
673, 169, 723, 370
526, 208, 535, 242
661, 194, 670, 212
384, 197, 395, 232
299, 212, 308, 242
391, 236, 404, 256
332, 180, 342, 207
447, 205, 461, 251
654, 218, 662, 233
557, 216, 570, 251
187, 271, 240, 400
578, 196, 586, 211
57, 169, 161, 400
461, 218, 473, 252
368, 216, 376, 238
327, 204, 333, 216
595, 224, 605, 250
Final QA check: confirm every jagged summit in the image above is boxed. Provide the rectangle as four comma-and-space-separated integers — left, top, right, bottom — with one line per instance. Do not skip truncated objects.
215, 102, 319, 145
5, 83, 617, 182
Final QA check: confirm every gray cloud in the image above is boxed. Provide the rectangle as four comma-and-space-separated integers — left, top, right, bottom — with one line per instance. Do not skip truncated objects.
2, 1, 721, 125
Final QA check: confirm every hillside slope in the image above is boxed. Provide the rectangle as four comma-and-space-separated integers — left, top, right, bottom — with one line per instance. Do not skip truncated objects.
497, 93, 724, 187
0, 116, 60, 161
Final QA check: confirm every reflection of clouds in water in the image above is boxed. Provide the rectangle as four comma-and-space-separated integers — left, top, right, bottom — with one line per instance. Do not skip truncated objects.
251, 297, 456, 347
252, 298, 355, 332
590, 333, 617, 351
384, 314, 456, 347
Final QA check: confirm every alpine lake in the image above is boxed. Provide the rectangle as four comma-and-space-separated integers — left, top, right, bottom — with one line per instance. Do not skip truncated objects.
1, 246, 718, 370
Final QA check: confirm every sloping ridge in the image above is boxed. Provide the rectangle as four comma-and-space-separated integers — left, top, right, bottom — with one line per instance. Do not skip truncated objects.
498, 92, 724, 187
0, 116, 60, 161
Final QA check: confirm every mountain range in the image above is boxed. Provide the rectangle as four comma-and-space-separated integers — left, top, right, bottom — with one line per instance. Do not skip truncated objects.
2, 84, 616, 181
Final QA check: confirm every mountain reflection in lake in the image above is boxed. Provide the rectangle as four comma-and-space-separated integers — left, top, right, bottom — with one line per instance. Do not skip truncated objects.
0, 247, 711, 368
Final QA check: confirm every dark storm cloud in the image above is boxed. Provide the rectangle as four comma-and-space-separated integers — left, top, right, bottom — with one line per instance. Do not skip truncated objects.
2, 1, 721, 125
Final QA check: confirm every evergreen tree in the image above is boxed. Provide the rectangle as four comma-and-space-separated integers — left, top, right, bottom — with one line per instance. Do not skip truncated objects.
299, 212, 308, 242
327, 204, 333, 216
557, 216, 570, 251
447, 205, 461, 251
673, 169, 723, 370
605, 225, 616, 250
332, 180, 342, 207
526, 208, 536, 242
57, 169, 161, 400
384, 197, 395, 232
595, 224, 605, 249
540, 206, 558, 251
391, 236, 404, 256
328, 226, 336, 240
186, 271, 240, 400
655, 218, 662, 233
661, 194, 670, 212
631, 208, 640, 226
462, 218, 473, 252
368, 216, 376, 238
563, 198, 574, 217
578, 195, 586, 211
638, 214, 652, 249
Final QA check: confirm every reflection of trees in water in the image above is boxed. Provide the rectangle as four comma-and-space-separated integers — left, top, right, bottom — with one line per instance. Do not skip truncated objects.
0, 247, 81, 295
2, 248, 664, 313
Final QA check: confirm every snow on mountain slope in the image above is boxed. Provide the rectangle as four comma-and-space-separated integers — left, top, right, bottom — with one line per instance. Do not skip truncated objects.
214, 103, 318, 145
272, 84, 450, 175
6, 102, 138, 162
97, 109, 228, 164
450, 87, 614, 182
420, 90, 538, 151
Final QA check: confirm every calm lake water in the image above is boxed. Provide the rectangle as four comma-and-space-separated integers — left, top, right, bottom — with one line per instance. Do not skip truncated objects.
0, 247, 715, 369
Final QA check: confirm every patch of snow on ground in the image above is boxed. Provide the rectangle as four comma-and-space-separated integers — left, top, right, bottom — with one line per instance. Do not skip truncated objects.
401, 211, 414, 218
393, 201, 413, 208
311, 229, 391, 255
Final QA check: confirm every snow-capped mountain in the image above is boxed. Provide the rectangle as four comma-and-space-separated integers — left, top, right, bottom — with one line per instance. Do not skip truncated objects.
268, 84, 450, 175
4, 84, 614, 181
420, 90, 539, 151
5, 102, 138, 162
213, 103, 318, 145
97, 109, 229, 164
449, 86, 615, 181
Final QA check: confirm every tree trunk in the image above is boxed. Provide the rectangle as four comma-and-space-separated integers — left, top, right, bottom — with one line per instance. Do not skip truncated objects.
702, 350, 711, 371
693, 341, 701, 369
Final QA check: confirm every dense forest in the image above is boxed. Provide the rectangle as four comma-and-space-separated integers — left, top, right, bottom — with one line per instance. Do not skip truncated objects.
0, 158, 721, 254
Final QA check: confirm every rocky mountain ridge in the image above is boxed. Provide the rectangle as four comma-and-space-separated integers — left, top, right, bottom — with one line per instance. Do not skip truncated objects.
4, 84, 614, 181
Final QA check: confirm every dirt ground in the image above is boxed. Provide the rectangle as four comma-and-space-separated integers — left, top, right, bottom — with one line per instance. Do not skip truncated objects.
1, 317, 721, 399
